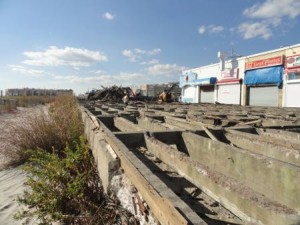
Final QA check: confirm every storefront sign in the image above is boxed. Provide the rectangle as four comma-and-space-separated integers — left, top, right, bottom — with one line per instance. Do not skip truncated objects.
221, 68, 239, 79
286, 54, 300, 69
245, 56, 283, 70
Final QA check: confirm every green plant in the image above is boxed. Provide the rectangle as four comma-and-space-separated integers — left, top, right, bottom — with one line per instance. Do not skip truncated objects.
16, 137, 130, 225
0, 95, 84, 164
13, 95, 134, 225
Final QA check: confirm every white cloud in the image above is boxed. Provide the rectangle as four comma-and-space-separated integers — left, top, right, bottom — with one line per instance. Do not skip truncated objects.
23, 46, 107, 67
243, 0, 300, 20
118, 72, 144, 81
122, 48, 161, 62
198, 25, 225, 34
147, 64, 187, 76
103, 12, 115, 20
89, 70, 106, 74
198, 25, 206, 34
141, 59, 159, 65
147, 48, 161, 55
208, 25, 224, 33
8, 64, 46, 77
238, 0, 300, 40
122, 49, 137, 62
54, 75, 111, 83
238, 22, 272, 40
53, 72, 144, 85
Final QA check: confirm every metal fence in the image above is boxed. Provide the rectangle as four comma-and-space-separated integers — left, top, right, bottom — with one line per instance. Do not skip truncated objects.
0, 99, 17, 114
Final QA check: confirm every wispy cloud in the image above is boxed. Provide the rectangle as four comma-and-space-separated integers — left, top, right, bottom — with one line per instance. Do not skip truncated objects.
238, 22, 272, 40
141, 59, 159, 65
198, 25, 206, 34
89, 70, 106, 74
122, 48, 161, 62
243, 0, 300, 20
53, 72, 144, 85
208, 25, 224, 33
103, 12, 115, 20
147, 64, 187, 76
8, 64, 46, 77
198, 24, 224, 34
23, 46, 107, 67
238, 0, 300, 40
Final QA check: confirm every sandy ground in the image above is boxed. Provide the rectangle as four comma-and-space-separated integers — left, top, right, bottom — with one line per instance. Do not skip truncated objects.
0, 168, 38, 225
0, 108, 43, 224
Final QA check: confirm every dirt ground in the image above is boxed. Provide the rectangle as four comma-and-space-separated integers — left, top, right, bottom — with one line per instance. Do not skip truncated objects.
0, 108, 44, 224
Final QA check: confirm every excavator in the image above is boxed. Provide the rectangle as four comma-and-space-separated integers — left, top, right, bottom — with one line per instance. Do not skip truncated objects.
157, 83, 178, 103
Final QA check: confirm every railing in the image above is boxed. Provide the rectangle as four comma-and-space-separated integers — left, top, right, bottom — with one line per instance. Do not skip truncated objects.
0, 99, 17, 114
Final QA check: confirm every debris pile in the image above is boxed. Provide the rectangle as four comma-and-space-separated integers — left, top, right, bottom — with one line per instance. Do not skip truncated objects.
88, 86, 134, 102
87, 85, 158, 103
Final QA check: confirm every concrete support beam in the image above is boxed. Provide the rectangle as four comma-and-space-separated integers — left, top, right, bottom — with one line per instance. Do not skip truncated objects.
81, 107, 190, 225
179, 131, 300, 211
224, 129, 300, 166
137, 117, 170, 131
114, 117, 142, 132
81, 108, 119, 193
145, 135, 300, 225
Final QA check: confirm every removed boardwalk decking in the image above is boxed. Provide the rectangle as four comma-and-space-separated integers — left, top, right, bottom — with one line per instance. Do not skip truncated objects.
81, 101, 300, 225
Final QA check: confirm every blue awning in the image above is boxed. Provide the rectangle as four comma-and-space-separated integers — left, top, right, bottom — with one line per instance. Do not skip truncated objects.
245, 66, 283, 86
180, 74, 217, 87
194, 77, 217, 85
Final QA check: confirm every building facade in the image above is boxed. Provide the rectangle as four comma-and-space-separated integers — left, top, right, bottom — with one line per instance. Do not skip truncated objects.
5, 88, 73, 96
181, 43, 300, 107
180, 64, 218, 103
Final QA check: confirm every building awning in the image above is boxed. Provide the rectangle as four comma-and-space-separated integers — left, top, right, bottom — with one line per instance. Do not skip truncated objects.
181, 77, 217, 87
245, 65, 283, 86
217, 78, 242, 85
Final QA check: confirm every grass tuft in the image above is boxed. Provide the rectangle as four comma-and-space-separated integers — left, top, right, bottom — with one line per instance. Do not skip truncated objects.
1, 94, 136, 224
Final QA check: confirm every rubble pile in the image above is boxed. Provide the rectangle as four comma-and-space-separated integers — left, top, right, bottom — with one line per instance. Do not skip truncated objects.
87, 85, 158, 103
87, 86, 134, 102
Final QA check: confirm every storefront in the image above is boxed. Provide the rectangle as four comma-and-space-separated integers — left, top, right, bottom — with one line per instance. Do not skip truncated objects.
180, 72, 217, 103
284, 54, 300, 107
180, 72, 197, 103
245, 56, 283, 107
216, 68, 242, 105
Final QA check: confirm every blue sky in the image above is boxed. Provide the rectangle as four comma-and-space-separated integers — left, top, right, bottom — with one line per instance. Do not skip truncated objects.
0, 0, 300, 94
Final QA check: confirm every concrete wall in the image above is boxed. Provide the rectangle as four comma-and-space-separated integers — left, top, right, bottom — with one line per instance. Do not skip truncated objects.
183, 131, 300, 211
81, 108, 120, 193
144, 134, 300, 225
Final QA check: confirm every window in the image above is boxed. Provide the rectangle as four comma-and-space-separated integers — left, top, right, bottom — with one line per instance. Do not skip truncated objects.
287, 72, 300, 80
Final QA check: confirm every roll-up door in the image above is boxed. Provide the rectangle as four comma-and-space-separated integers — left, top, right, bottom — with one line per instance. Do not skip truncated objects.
200, 86, 214, 103
285, 82, 300, 107
249, 86, 278, 106
182, 86, 196, 103
217, 84, 241, 105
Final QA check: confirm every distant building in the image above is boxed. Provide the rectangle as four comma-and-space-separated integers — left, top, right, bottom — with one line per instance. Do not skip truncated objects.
140, 82, 181, 99
5, 88, 73, 97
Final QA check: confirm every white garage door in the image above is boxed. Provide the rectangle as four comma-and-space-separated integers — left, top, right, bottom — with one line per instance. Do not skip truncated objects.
182, 86, 196, 103
249, 86, 278, 107
285, 82, 300, 107
217, 84, 241, 105
200, 86, 214, 103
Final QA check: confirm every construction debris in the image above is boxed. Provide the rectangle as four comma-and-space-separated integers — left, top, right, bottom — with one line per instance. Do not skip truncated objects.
87, 85, 158, 103
88, 85, 134, 102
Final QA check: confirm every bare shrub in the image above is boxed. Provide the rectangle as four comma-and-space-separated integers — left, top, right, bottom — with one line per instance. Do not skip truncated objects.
0, 95, 83, 167
10, 95, 136, 224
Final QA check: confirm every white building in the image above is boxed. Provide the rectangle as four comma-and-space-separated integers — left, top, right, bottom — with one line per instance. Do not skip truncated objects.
181, 43, 300, 107
180, 64, 219, 103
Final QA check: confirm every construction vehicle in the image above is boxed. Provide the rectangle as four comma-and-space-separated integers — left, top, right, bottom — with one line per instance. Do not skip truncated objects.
158, 83, 178, 103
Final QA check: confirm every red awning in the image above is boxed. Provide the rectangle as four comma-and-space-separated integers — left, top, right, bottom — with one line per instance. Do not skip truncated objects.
217, 78, 242, 85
